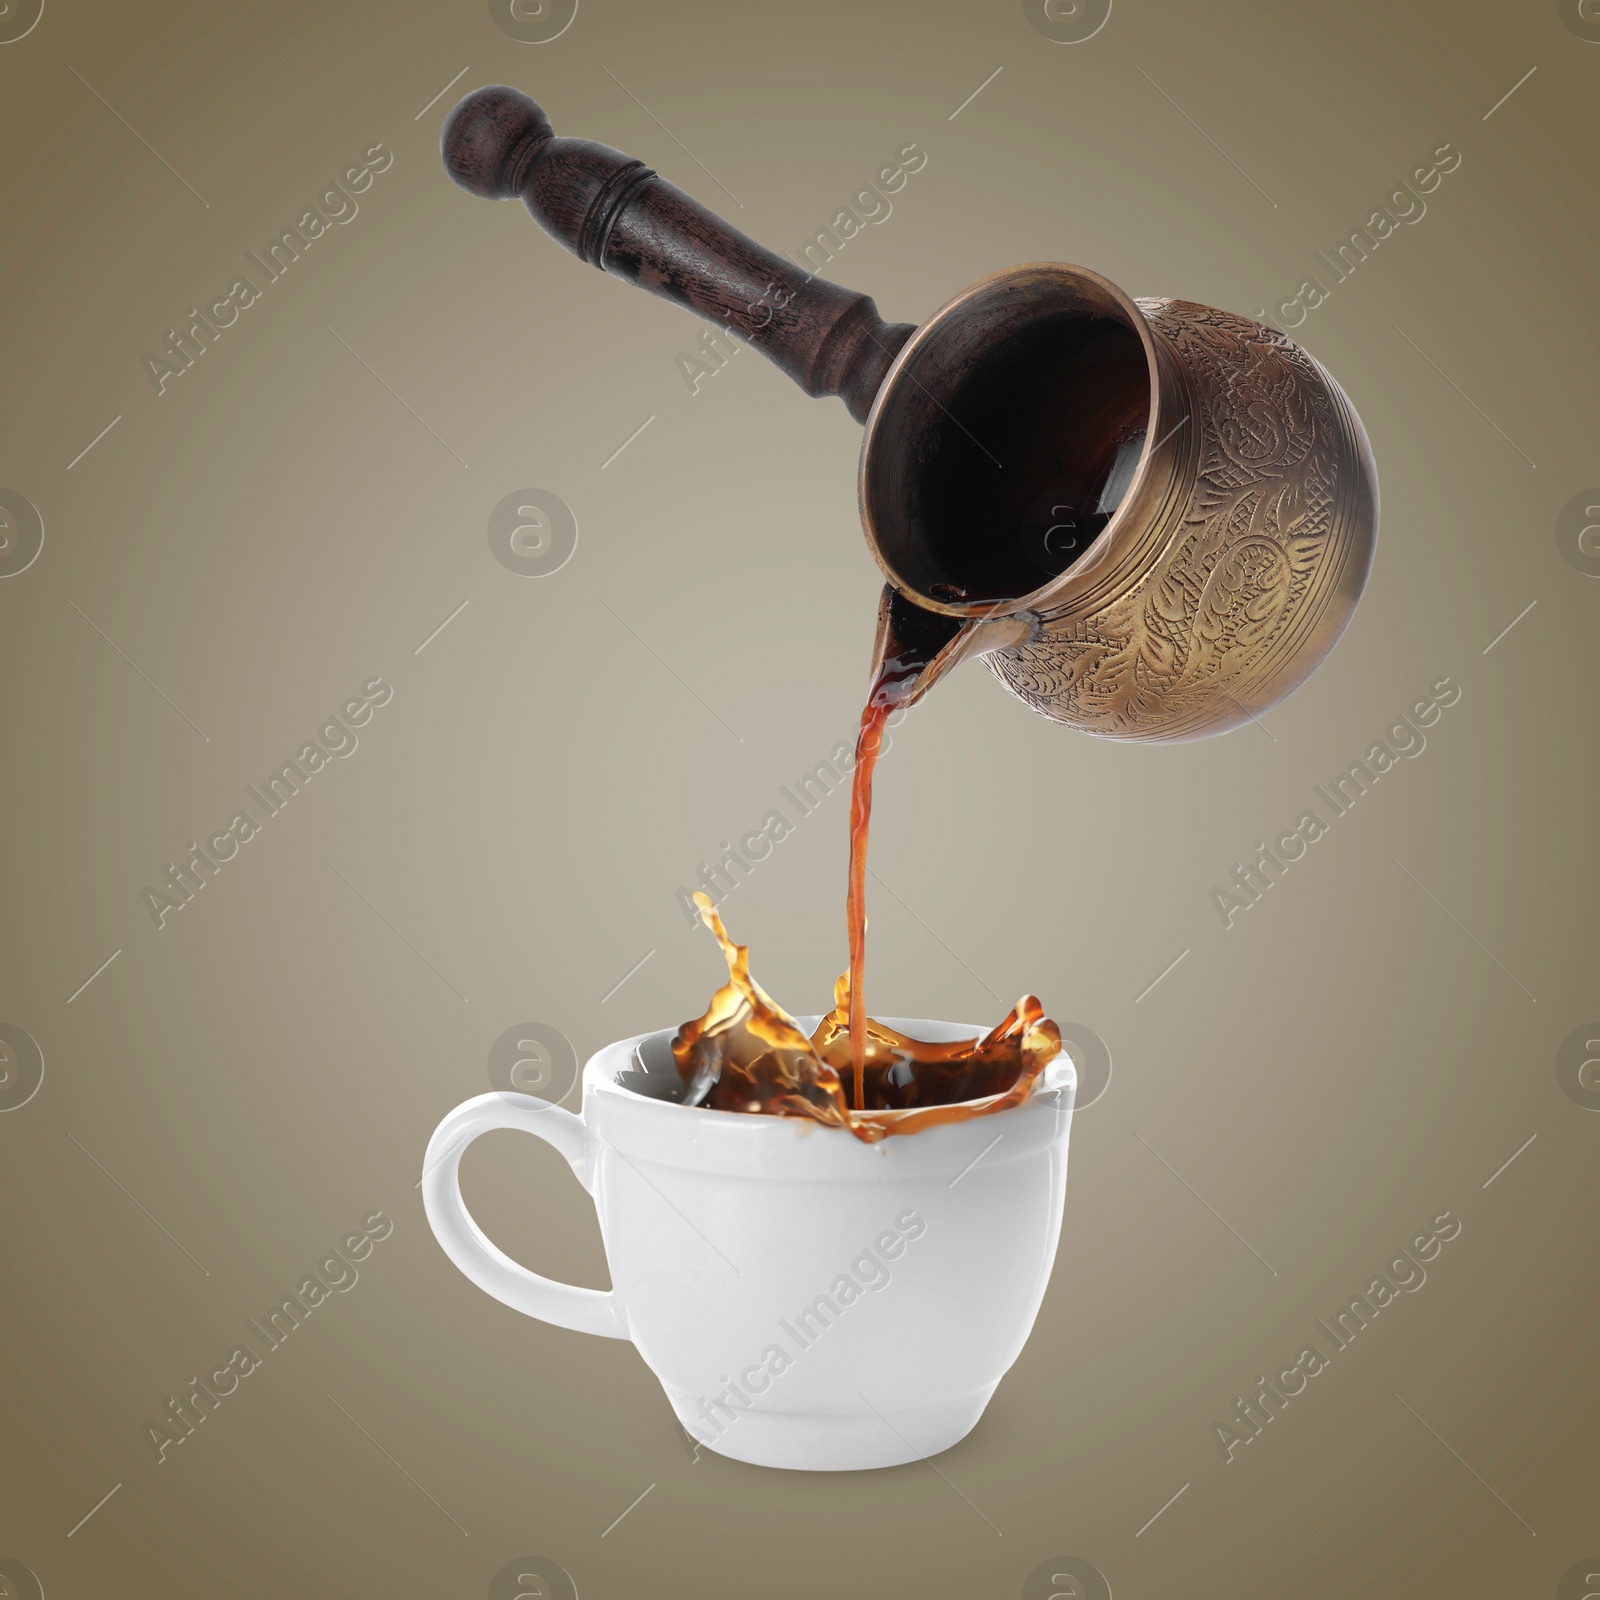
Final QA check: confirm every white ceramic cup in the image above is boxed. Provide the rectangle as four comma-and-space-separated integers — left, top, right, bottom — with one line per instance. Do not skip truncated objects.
422, 1019, 1076, 1472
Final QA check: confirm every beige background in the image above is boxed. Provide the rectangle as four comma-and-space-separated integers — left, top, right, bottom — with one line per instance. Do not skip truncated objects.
2, 0, 1597, 1595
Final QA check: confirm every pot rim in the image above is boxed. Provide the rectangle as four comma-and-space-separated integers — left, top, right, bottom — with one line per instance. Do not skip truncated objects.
857, 261, 1167, 620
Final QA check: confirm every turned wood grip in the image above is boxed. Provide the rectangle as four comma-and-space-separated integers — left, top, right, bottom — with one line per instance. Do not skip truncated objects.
442, 86, 914, 422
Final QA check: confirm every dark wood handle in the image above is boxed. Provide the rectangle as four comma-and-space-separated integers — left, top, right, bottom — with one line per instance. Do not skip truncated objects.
442, 86, 915, 422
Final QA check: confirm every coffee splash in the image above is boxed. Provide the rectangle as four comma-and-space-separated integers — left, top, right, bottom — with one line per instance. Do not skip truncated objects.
672, 894, 1060, 1144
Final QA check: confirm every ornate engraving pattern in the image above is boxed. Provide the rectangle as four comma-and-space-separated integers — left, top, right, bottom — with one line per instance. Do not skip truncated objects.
986, 300, 1348, 740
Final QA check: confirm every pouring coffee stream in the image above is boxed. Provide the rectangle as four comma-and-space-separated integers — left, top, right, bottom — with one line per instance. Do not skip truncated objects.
845, 591, 1033, 1102
443, 86, 1379, 1120
666, 596, 1053, 1134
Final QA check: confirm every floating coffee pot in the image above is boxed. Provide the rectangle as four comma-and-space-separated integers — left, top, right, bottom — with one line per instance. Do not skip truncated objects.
443, 87, 1377, 739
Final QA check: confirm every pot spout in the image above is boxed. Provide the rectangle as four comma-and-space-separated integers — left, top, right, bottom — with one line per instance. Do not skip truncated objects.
867, 585, 1039, 711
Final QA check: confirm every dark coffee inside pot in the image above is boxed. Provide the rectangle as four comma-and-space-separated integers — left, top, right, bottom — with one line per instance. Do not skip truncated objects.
862, 282, 1154, 613
912, 312, 1149, 602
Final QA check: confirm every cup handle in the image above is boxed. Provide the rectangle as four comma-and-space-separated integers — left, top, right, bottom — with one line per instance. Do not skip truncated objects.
421, 1092, 629, 1340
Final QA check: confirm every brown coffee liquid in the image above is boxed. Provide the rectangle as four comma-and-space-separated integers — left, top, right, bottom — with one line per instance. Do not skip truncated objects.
671, 584, 1061, 1139
844, 595, 997, 1107
845, 695, 890, 1109
673, 894, 1060, 1144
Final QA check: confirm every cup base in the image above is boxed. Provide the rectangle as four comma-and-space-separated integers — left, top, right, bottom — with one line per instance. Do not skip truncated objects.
667, 1383, 997, 1472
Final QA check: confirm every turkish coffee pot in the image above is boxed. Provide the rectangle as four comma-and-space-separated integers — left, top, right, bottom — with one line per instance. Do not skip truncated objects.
443, 87, 1377, 740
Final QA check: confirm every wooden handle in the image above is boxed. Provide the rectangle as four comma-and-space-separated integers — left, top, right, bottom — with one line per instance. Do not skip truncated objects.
442, 86, 915, 422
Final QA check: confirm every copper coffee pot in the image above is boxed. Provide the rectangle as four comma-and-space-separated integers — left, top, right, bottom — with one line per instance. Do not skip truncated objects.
443, 87, 1377, 740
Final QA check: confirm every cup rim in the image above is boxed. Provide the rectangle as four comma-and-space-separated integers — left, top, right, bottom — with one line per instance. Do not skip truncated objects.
583, 1017, 1075, 1125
